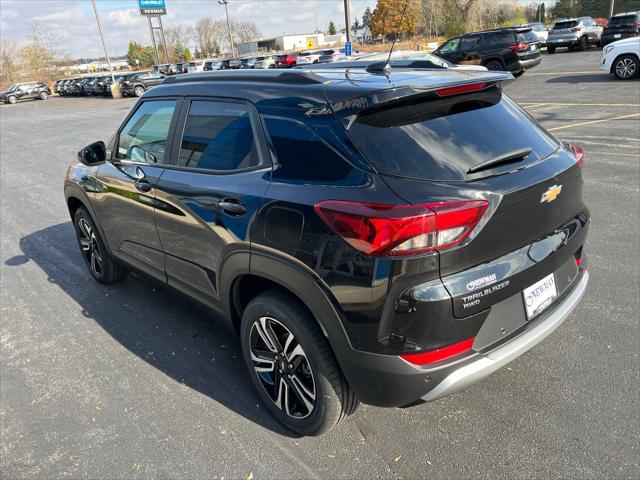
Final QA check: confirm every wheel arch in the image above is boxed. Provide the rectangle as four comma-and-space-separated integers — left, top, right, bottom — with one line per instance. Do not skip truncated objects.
610, 52, 639, 74
482, 56, 505, 68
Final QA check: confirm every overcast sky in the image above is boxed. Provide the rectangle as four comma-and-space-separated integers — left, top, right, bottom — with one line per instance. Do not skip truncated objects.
0, 0, 378, 58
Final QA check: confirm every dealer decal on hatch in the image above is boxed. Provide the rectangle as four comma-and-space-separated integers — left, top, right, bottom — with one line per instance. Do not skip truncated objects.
461, 280, 510, 309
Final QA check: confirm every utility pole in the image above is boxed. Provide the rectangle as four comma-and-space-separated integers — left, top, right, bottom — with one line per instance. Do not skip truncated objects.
218, 0, 235, 57
90, 0, 121, 98
609, 0, 615, 18
344, 0, 351, 43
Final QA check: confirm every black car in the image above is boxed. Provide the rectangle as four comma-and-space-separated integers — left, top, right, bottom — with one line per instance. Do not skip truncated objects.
1, 82, 51, 104
602, 11, 640, 46
119, 71, 165, 97
435, 27, 542, 75
204, 59, 230, 70
65, 68, 589, 436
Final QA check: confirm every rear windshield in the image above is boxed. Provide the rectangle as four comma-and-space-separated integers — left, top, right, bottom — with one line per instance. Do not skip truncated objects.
518, 30, 539, 43
554, 20, 578, 29
608, 14, 638, 26
348, 90, 559, 181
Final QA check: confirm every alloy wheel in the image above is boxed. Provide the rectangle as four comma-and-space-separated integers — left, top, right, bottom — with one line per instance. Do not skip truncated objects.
77, 218, 103, 277
134, 86, 144, 97
249, 316, 316, 419
615, 58, 637, 79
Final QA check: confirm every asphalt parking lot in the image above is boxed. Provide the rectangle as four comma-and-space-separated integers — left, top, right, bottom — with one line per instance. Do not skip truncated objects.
1, 49, 639, 479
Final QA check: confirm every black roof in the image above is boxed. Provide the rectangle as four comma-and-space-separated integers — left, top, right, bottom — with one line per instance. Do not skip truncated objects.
148, 68, 512, 107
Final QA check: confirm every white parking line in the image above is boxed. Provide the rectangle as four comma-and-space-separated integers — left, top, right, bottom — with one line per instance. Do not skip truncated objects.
547, 113, 640, 132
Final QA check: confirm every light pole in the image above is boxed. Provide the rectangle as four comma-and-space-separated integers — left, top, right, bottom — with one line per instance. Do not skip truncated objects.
90, 0, 121, 98
344, 0, 351, 43
218, 0, 235, 57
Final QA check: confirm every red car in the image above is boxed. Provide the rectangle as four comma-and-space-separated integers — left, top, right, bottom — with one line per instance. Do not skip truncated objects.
275, 53, 298, 68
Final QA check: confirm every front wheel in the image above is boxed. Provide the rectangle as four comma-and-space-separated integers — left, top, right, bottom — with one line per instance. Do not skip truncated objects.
240, 290, 358, 436
39, 91, 49, 100
547, 47, 556, 54
7, 95, 17, 104
577, 36, 587, 51
74, 207, 127, 284
133, 85, 145, 97
614, 55, 639, 80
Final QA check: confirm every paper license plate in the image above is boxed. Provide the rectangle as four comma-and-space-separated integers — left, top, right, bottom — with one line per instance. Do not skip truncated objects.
614, 34, 622, 38
523, 273, 557, 320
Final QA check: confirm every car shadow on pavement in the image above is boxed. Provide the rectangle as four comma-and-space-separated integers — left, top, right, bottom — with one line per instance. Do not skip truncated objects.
9, 222, 296, 437
545, 74, 623, 84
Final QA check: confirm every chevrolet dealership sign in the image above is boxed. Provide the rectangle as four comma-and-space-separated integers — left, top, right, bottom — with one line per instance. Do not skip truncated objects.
139, 0, 167, 15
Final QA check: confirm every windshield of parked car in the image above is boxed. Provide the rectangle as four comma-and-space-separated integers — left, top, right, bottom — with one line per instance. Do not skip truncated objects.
608, 14, 638, 26
348, 90, 558, 181
554, 20, 578, 29
6, 84, 19, 92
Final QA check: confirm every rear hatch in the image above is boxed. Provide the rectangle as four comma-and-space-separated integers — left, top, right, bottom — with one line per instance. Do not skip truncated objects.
604, 14, 640, 37
550, 20, 579, 40
515, 29, 542, 58
342, 82, 587, 313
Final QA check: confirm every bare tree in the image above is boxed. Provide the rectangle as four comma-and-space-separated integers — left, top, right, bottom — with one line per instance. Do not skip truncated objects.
0, 39, 20, 85
232, 20, 262, 46
164, 24, 193, 48
194, 17, 223, 57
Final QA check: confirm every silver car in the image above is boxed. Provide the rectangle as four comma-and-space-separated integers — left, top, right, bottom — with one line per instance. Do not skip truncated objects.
522, 22, 549, 46
547, 17, 603, 53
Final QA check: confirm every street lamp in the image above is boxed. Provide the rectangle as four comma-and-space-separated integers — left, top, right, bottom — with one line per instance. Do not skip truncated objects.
90, 0, 121, 98
218, 0, 235, 57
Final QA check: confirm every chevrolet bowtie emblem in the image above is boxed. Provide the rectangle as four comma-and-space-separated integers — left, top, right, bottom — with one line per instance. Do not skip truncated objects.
540, 184, 562, 203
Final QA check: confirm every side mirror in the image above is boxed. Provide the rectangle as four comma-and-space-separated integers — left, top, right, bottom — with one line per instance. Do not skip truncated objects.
78, 141, 106, 166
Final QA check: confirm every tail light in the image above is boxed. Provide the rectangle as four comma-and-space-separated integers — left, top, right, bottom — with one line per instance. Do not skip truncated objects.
634, 22, 640, 27
400, 337, 475, 366
508, 43, 529, 51
570, 27, 582, 32
314, 199, 488, 256
570, 145, 584, 169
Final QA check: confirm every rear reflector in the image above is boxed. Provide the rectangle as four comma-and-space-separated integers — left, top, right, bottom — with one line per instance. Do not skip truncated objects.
400, 338, 475, 366
570, 145, 584, 169
570, 27, 582, 32
436, 82, 488, 97
314, 200, 488, 256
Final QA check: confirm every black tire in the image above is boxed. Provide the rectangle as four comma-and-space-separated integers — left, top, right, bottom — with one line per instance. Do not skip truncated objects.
39, 91, 49, 100
613, 54, 639, 80
240, 289, 358, 436
73, 207, 127, 284
513, 70, 525, 77
577, 36, 587, 51
7, 95, 17, 104
484, 59, 504, 71
547, 47, 556, 54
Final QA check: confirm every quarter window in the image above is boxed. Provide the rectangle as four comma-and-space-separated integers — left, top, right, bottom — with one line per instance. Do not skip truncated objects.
116, 100, 176, 164
178, 101, 260, 171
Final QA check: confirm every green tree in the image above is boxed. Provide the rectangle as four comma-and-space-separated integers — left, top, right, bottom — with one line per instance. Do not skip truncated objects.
362, 6, 373, 31
352, 17, 361, 33
540, 2, 546, 22
184, 47, 192, 61
328, 20, 337, 35
173, 39, 186, 62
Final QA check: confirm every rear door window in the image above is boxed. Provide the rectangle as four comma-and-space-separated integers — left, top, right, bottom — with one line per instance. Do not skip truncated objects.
459, 34, 481, 51
348, 90, 559, 181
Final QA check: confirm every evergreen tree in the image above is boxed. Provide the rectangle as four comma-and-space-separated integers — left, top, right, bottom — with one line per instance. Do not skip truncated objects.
540, 2, 546, 22
328, 20, 337, 35
362, 6, 373, 31
173, 39, 185, 62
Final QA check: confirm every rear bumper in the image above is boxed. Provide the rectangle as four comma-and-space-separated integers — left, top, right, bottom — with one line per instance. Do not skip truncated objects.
422, 269, 589, 401
547, 36, 580, 47
512, 56, 542, 71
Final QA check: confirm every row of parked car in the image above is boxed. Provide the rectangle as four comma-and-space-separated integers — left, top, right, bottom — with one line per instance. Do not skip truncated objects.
53, 71, 165, 98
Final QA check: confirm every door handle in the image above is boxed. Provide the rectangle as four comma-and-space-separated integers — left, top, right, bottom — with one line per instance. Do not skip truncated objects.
218, 199, 246, 216
135, 179, 152, 192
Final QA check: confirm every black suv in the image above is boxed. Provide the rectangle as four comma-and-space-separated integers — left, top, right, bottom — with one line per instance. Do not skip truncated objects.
120, 71, 165, 97
435, 27, 542, 76
65, 69, 589, 436
1, 82, 51, 104
602, 11, 640, 46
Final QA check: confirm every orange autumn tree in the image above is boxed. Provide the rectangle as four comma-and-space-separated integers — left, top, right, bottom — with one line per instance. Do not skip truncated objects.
371, 0, 421, 40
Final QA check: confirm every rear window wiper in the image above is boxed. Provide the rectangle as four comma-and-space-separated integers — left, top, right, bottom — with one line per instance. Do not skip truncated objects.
467, 147, 533, 174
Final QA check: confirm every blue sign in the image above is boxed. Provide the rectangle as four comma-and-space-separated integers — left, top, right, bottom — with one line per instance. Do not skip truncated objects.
344, 41, 352, 57
139, 0, 166, 15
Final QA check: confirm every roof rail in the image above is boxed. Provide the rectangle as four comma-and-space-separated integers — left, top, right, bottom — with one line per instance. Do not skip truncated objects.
162, 70, 328, 86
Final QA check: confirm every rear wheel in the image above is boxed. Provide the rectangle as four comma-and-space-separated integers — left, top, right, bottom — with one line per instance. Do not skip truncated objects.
613, 55, 639, 80
240, 290, 358, 436
134, 85, 145, 97
547, 47, 556, 54
577, 36, 587, 51
484, 60, 504, 71
513, 70, 525, 77
74, 207, 127, 284
39, 91, 49, 100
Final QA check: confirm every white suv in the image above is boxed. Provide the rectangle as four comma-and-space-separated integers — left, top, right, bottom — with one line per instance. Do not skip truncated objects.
602, 36, 640, 79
